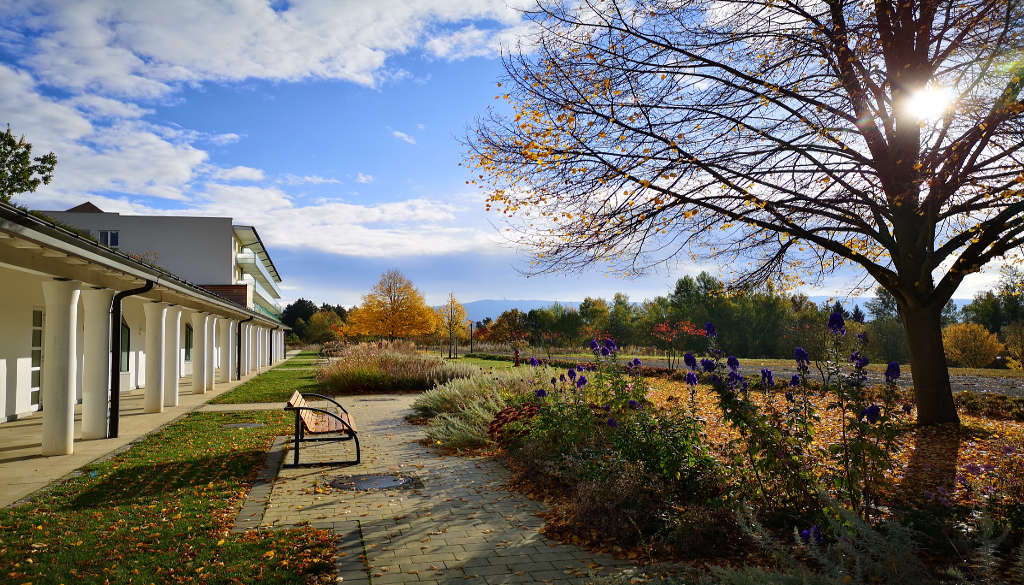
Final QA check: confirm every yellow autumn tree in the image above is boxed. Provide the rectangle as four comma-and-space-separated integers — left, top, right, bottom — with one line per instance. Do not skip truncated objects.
439, 292, 469, 358
345, 270, 437, 339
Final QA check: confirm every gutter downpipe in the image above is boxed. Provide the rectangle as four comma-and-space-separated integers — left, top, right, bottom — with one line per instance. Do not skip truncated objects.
237, 316, 255, 380
109, 280, 154, 438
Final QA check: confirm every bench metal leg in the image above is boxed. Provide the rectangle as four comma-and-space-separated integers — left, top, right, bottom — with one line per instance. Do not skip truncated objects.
293, 413, 302, 466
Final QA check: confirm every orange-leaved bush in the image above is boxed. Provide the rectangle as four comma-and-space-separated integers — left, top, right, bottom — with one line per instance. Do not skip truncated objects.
941, 323, 1004, 368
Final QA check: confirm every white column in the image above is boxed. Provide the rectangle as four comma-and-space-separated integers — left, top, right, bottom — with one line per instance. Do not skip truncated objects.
239, 323, 248, 376
163, 306, 182, 407
205, 315, 217, 390
218, 318, 232, 383
41, 279, 81, 455
80, 288, 114, 439
191, 312, 208, 393
142, 302, 166, 413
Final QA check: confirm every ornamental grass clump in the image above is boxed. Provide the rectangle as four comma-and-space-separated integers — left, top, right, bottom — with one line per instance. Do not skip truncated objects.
316, 342, 477, 393
416, 367, 553, 448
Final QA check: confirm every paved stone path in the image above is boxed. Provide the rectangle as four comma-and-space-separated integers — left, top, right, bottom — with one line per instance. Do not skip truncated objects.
250, 394, 645, 585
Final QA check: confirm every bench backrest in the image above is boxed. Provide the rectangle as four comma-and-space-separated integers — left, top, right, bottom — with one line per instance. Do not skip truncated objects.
287, 391, 321, 432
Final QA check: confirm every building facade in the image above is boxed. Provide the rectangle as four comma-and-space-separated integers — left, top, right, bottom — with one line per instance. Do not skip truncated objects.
42, 203, 284, 318
0, 202, 288, 457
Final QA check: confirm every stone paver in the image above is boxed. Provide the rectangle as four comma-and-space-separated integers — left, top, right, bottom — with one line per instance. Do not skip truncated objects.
259, 394, 645, 584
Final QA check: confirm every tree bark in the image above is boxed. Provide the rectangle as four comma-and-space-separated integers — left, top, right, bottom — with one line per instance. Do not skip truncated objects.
900, 304, 960, 425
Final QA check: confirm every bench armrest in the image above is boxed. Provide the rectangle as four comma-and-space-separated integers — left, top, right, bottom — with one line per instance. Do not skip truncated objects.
299, 392, 350, 414
284, 405, 356, 434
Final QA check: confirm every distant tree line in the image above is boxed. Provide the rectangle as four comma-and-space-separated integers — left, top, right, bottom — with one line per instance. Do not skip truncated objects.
280, 268, 1024, 368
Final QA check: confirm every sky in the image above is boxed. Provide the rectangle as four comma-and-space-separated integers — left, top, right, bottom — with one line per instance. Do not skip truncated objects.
0, 1, 1001, 309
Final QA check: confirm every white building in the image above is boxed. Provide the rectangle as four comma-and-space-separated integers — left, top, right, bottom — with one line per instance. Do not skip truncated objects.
42, 202, 284, 319
0, 201, 288, 456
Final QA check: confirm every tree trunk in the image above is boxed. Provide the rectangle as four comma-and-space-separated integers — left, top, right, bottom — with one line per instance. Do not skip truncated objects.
900, 304, 960, 425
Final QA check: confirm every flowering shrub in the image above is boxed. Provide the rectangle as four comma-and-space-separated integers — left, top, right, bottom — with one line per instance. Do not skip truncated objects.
942, 322, 1004, 367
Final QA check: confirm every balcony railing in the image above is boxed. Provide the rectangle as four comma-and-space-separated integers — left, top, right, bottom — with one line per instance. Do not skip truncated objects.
236, 249, 281, 299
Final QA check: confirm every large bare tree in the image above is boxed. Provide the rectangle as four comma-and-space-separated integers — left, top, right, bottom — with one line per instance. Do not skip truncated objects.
468, 0, 1024, 425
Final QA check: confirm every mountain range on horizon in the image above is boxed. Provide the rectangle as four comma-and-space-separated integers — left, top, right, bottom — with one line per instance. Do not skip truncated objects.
457, 297, 973, 324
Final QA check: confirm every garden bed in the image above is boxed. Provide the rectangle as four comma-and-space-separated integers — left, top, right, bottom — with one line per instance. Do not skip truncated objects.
423, 330, 1024, 582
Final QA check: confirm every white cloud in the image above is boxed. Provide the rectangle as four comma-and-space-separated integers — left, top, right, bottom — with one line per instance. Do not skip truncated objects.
392, 130, 416, 144
356, 172, 374, 184
209, 165, 264, 182
281, 174, 341, 185
4, 0, 532, 98
208, 132, 241, 145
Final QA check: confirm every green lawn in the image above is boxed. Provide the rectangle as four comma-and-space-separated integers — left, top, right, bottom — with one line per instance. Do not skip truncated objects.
212, 367, 320, 404
0, 410, 335, 584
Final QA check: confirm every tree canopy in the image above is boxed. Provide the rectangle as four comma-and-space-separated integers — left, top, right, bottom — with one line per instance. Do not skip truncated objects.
0, 125, 56, 204
468, 0, 1024, 424
345, 270, 437, 339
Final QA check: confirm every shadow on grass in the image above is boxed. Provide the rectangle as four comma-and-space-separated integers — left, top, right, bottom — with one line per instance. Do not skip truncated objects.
67, 450, 268, 509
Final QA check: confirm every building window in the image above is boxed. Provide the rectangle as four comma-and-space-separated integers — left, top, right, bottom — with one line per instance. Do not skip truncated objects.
119, 319, 130, 372
99, 230, 119, 247
30, 309, 43, 406
184, 323, 193, 361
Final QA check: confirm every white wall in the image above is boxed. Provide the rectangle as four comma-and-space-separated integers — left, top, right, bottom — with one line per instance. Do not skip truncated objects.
0, 267, 45, 420
41, 211, 235, 285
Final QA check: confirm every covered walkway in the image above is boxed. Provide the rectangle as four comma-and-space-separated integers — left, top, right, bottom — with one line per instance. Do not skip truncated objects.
0, 356, 288, 508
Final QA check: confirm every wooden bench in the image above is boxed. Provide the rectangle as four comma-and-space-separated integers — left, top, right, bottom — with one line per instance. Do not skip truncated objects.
284, 391, 360, 466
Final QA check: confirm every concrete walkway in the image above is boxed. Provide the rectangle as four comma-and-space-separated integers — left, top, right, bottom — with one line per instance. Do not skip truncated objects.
250, 394, 644, 585
0, 354, 297, 508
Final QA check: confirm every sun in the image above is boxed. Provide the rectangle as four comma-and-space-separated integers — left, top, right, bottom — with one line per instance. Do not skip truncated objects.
904, 85, 955, 122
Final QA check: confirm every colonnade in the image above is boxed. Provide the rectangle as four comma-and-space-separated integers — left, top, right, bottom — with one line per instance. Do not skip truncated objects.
39, 278, 285, 456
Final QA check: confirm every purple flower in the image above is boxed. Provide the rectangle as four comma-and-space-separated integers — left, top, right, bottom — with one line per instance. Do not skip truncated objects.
701, 358, 716, 372
885, 361, 900, 382
535, 389, 547, 398
727, 355, 740, 372
789, 374, 800, 387
607, 417, 618, 428
704, 322, 717, 338
760, 368, 774, 388
589, 339, 600, 351
631, 357, 642, 367
685, 372, 699, 387
603, 404, 611, 412
576, 375, 588, 388
785, 392, 795, 402
856, 332, 867, 344
600, 346, 610, 357
550, 377, 557, 385
529, 356, 540, 367
628, 400, 639, 410
560, 373, 567, 383
850, 351, 869, 369
799, 525, 825, 545
684, 352, 698, 371
568, 368, 577, 381
576, 364, 585, 372
827, 311, 846, 335
1002, 444, 1016, 455
794, 346, 810, 366
963, 462, 983, 475
603, 338, 618, 352
860, 404, 881, 424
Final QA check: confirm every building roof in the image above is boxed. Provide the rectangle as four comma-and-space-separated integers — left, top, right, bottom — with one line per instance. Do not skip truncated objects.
232, 225, 282, 282
65, 202, 105, 213
0, 202, 285, 327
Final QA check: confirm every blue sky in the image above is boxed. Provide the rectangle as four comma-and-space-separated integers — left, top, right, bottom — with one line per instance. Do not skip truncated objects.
0, 1, 995, 308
